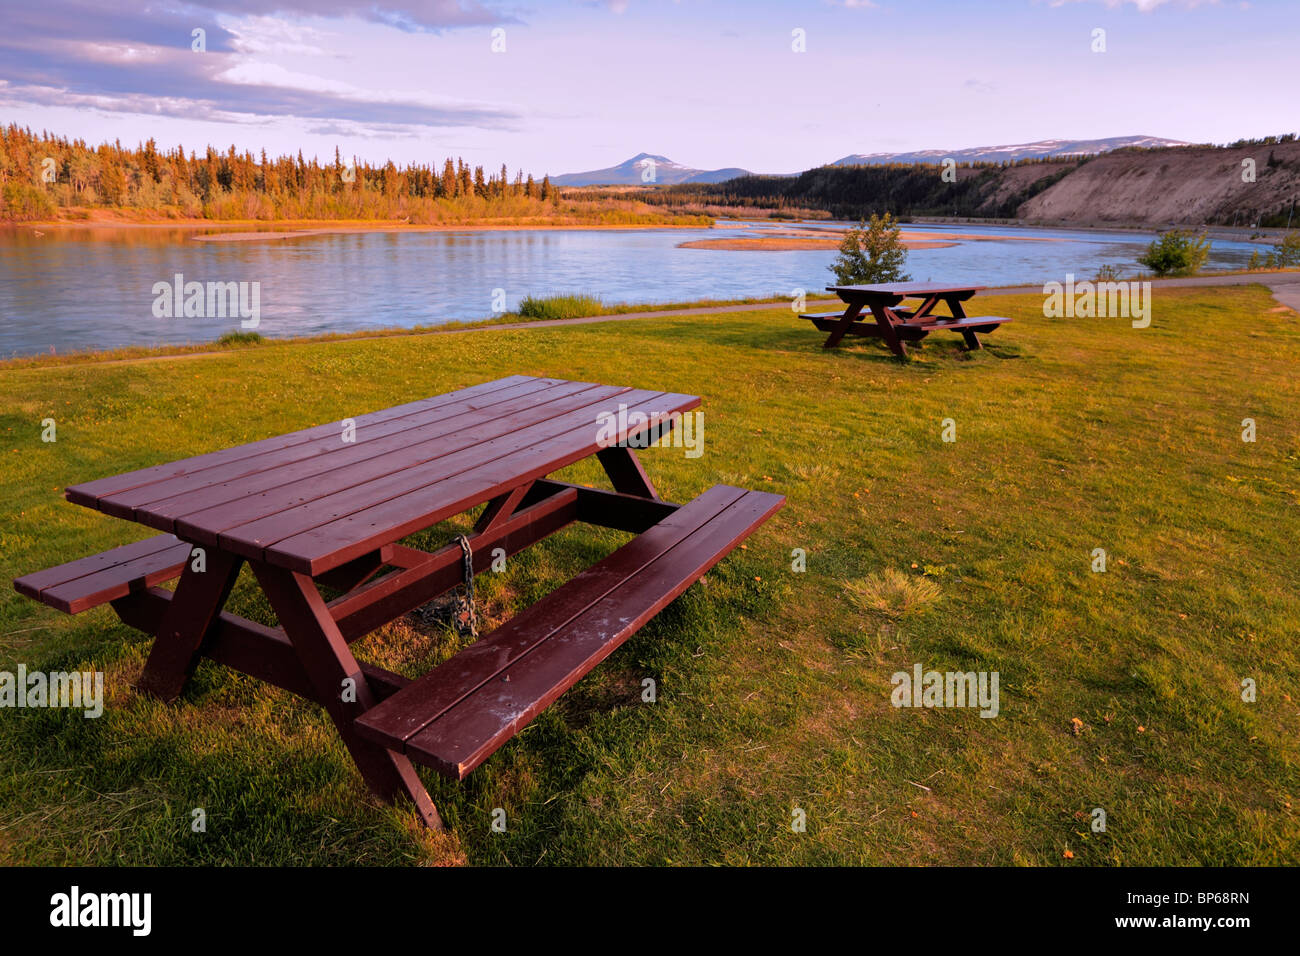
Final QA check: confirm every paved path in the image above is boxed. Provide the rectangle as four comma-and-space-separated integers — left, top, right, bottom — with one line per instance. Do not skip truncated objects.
1260, 275, 1300, 311
486, 272, 1300, 333
994, 272, 1300, 306
18, 274, 1298, 372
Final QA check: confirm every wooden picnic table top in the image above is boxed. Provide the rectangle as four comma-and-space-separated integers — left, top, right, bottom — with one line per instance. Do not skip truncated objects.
64, 375, 700, 577
828, 282, 987, 298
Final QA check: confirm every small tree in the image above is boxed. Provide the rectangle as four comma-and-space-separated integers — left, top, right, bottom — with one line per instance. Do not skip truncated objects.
1277, 231, 1300, 267
1270, 231, 1300, 268
830, 212, 911, 284
1248, 231, 1300, 270
1137, 229, 1211, 277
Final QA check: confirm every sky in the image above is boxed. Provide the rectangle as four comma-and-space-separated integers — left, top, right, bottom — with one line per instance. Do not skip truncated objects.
0, 0, 1295, 177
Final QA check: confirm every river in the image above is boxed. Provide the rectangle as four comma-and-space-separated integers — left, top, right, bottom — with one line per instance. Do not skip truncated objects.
0, 218, 1262, 357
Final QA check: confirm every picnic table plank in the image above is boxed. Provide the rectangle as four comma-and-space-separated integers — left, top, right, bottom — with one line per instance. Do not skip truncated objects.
165, 382, 631, 541
13, 533, 183, 599
827, 282, 987, 297
66, 375, 539, 507
16, 536, 193, 614
124, 380, 607, 530
263, 391, 701, 574
356, 485, 748, 747
95, 377, 575, 519
175, 385, 652, 561
400, 488, 784, 777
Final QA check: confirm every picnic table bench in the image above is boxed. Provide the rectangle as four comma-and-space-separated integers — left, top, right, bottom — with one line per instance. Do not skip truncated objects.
14, 375, 783, 829
802, 282, 1010, 358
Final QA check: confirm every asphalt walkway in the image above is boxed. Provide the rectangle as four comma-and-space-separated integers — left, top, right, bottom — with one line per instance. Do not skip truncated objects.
482, 272, 1300, 333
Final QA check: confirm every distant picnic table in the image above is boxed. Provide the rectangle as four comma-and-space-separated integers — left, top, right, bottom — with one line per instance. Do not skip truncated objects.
801, 282, 1011, 358
15, 375, 783, 830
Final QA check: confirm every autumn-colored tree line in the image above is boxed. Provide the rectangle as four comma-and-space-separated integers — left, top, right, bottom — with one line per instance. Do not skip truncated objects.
0, 124, 564, 223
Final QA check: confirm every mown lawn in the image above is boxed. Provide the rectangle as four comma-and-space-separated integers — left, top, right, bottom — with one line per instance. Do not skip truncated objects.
1, 284, 1297, 865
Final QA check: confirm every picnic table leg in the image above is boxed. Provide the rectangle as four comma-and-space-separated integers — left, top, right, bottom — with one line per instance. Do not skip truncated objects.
945, 296, 983, 350
137, 549, 242, 702
869, 304, 909, 359
822, 301, 865, 349
251, 561, 444, 831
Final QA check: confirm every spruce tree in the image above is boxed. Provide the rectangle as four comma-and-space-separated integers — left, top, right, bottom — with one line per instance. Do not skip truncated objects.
829, 212, 911, 284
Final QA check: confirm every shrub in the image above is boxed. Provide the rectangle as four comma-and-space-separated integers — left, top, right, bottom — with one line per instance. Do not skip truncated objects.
1137, 229, 1211, 277
1, 183, 58, 221
516, 294, 606, 320
829, 212, 911, 285
216, 331, 266, 347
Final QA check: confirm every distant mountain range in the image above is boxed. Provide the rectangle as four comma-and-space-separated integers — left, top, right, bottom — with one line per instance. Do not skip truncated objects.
830, 135, 1190, 166
549, 153, 751, 186
551, 137, 1191, 186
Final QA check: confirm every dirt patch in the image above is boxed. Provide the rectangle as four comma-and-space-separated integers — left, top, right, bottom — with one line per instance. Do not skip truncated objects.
679, 236, 956, 251
677, 227, 1059, 252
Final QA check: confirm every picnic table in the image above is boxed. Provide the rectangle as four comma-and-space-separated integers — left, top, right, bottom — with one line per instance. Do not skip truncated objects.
14, 375, 783, 830
801, 282, 1011, 358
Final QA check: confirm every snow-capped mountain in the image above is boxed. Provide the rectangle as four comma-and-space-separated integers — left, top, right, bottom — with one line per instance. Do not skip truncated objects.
830, 135, 1190, 166
549, 153, 751, 186
549, 137, 1190, 187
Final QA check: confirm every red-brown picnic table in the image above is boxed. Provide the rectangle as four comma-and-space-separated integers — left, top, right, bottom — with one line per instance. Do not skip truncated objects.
15, 375, 783, 830
802, 282, 1011, 358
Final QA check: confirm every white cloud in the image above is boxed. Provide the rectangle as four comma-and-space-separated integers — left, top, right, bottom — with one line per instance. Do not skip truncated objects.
223, 17, 337, 57
71, 42, 168, 64
215, 60, 513, 116
215, 61, 360, 96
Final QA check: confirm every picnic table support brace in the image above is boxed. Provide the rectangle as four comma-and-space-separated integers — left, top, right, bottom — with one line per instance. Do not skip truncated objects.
316, 545, 394, 593
474, 481, 533, 533
113, 587, 412, 703
251, 561, 444, 831
597, 445, 660, 499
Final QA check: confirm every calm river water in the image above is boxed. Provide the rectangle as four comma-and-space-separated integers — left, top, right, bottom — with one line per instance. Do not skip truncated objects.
0, 218, 1261, 357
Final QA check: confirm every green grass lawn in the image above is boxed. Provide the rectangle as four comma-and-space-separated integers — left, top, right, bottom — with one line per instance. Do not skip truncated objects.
1, 285, 1298, 865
